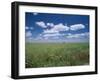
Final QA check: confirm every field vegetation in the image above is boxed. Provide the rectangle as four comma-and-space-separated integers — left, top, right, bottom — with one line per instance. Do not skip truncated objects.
25, 43, 89, 68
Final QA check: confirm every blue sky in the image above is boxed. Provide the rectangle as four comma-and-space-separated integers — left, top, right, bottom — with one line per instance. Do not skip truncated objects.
25, 12, 89, 43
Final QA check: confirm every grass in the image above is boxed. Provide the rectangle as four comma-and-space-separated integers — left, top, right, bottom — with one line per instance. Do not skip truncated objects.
25, 43, 89, 68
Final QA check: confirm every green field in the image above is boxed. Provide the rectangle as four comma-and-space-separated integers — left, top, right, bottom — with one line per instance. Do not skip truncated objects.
25, 43, 89, 68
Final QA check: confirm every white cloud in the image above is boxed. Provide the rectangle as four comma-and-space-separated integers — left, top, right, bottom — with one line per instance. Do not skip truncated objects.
25, 31, 32, 37
25, 26, 34, 30
82, 32, 89, 37
47, 23, 54, 27
43, 29, 58, 34
53, 23, 69, 31
36, 21, 47, 28
36, 32, 66, 40
44, 36, 60, 40
67, 32, 89, 38
43, 33, 61, 40
36, 21, 69, 32
33, 12, 38, 15
25, 26, 29, 30
35, 22, 87, 41
34, 36, 43, 40
43, 32, 61, 37
67, 33, 80, 38
70, 24, 85, 31
39, 23, 69, 40
30, 27, 34, 30
42, 32, 66, 40
43, 23, 69, 34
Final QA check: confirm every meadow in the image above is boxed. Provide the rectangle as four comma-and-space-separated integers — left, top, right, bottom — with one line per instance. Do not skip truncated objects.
25, 43, 89, 68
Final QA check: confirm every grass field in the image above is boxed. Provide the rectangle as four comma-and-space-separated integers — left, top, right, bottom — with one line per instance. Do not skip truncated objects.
25, 43, 89, 68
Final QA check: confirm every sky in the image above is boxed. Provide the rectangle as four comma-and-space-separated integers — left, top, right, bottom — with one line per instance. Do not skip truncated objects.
25, 12, 89, 43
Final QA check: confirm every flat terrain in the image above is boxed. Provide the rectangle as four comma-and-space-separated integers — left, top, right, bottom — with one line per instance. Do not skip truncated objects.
25, 43, 89, 68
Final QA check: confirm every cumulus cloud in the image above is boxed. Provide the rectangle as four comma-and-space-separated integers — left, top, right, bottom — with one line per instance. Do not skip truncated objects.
43, 32, 61, 37
67, 32, 89, 38
43, 29, 58, 34
80, 32, 89, 37
42, 33, 66, 40
53, 23, 69, 31
67, 33, 80, 38
70, 24, 85, 31
25, 26, 29, 30
36, 21, 85, 32
36, 21, 47, 28
34, 36, 43, 40
30, 27, 34, 30
43, 23, 69, 34
36, 21, 69, 32
25, 31, 32, 37
38, 23, 69, 40
47, 23, 54, 27
36, 31, 66, 40
35, 21, 87, 41
25, 26, 34, 30
33, 12, 38, 15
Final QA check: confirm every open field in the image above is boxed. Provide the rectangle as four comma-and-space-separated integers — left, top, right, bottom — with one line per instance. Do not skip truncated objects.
25, 43, 89, 68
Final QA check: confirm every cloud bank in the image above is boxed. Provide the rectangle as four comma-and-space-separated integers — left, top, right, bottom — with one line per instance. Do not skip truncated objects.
26, 21, 89, 42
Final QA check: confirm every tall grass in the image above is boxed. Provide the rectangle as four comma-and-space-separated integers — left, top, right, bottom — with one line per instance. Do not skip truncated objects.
25, 43, 89, 68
